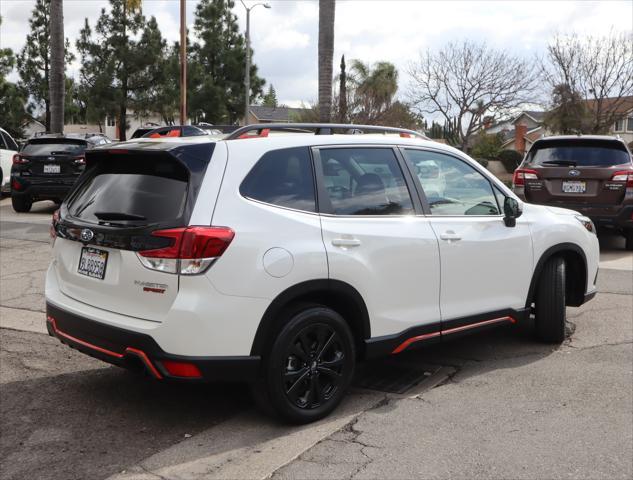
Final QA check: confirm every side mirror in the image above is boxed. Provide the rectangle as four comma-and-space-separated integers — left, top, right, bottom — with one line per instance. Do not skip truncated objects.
503, 196, 522, 227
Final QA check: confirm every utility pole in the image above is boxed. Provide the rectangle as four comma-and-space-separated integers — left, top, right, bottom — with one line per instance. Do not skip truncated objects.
180, 0, 187, 125
241, 1, 270, 125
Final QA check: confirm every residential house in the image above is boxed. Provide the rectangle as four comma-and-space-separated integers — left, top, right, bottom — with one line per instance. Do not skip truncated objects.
104, 111, 164, 140
21, 118, 46, 138
499, 111, 548, 154
591, 96, 633, 145
246, 105, 310, 125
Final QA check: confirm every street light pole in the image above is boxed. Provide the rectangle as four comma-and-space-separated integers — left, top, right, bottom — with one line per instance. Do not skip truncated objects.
241, 1, 271, 125
180, 0, 187, 125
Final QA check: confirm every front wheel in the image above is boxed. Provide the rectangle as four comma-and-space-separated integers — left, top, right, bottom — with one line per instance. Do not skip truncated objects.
253, 305, 356, 424
534, 256, 566, 343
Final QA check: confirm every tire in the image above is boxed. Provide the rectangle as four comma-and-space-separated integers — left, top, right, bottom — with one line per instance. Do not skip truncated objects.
624, 229, 633, 251
11, 194, 32, 213
252, 304, 356, 424
534, 256, 566, 343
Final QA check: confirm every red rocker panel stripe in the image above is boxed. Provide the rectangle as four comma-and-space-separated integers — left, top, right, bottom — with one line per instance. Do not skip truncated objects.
391, 316, 516, 354
391, 331, 441, 354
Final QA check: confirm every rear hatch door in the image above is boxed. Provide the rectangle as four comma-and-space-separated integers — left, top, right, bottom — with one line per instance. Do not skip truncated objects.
524, 138, 632, 206
53, 143, 215, 322
20, 138, 87, 176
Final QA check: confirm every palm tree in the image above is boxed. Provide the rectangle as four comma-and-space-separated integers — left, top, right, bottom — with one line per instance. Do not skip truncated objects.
349, 60, 398, 123
49, 0, 64, 133
318, 0, 335, 122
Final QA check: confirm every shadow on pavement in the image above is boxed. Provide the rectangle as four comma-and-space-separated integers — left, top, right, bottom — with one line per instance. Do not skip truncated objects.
0, 367, 250, 480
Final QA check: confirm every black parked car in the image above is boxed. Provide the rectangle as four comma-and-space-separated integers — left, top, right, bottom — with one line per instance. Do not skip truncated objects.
10, 133, 111, 212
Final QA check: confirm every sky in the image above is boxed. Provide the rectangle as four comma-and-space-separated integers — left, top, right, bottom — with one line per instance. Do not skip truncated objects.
1, 0, 632, 108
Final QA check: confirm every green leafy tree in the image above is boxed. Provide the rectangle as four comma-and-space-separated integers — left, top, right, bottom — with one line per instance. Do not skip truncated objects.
333, 59, 420, 129
0, 16, 31, 138
17, 0, 74, 131
470, 132, 504, 161
77, 0, 166, 140
189, 0, 264, 124
262, 84, 278, 108
543, 83, 588, 134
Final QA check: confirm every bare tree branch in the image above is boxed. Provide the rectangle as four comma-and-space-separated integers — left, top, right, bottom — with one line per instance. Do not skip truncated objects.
541, 31, 633, 133
407, 41, 538, 151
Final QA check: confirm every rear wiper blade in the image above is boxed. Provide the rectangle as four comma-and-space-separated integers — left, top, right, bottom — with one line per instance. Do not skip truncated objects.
541, 160, 577, 167
94, 211, 147, 221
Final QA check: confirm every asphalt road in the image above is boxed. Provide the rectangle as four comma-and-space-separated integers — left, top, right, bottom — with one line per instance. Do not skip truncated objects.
1, 197, 631, 480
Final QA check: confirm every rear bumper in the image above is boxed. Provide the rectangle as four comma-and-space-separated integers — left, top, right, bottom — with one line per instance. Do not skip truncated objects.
46, 302, 261, 382
587, 205, 633, 229
11, 175, 78, 199
514, 191, 633, 230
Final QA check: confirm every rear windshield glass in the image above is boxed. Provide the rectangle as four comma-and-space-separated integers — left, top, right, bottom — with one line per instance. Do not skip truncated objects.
528, 140, 630, 167
22, 141, 87, 156
67, 156, 188, 225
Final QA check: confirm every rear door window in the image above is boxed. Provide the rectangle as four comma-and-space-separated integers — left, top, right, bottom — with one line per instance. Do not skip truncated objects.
318, 147, 414, 215
528, 140, 630, 167
22, 141, 87, 156
240, 147, 316, 212
67, 156, 189, 225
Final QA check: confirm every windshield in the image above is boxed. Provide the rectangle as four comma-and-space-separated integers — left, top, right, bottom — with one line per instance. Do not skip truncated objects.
22, 141, 86, 156
67, 156, 189, 225
528, 140, 630, 167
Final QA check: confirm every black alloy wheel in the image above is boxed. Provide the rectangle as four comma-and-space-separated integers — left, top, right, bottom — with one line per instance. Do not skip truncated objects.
253, 305, 355, 424
282, 322, 346, 409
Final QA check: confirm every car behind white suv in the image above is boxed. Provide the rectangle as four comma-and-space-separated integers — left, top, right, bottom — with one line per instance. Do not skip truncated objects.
45, 124, 599, 423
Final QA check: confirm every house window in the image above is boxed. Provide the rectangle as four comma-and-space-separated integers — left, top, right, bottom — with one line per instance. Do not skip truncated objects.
627, 116, 633, 132
614, 119, 625, 132
106, 116, 116, 127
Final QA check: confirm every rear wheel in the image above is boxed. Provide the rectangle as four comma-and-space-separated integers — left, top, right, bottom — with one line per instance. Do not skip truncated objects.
624, 229, 633, 251
253, 305, 356, 424
11, 194, 32, 213
534, 256, 566, 343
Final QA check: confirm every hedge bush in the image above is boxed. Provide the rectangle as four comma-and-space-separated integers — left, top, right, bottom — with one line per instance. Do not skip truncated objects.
498, 149, 523, 173
474, 158, 489, 169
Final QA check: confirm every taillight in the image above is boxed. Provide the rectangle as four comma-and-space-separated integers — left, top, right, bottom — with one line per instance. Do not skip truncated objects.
12, 154, 28, 164
73, 155, 86, 165
50, 209, 60, 244
512, 168, 539, 187
137, 226, 234, 275
611, 170, 633, 188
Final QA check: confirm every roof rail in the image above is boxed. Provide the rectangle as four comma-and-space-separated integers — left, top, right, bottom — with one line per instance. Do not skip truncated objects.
226, 123, 428, 140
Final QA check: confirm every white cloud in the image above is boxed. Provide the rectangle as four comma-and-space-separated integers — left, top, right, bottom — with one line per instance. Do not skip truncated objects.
1, 0, 630, 106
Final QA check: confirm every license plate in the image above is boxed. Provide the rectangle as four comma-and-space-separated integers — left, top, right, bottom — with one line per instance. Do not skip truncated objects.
44, 164, 60, 174
562, 181, 586, 193
78, 247, 108, 280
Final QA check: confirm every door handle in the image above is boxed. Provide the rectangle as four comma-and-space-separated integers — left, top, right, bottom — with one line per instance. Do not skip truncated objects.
332, 238, 361, 247
439, 231, 462, 242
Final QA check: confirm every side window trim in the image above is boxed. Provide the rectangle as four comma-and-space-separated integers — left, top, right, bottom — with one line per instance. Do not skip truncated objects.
399, 146, 504, 217
312, 145, 423, 216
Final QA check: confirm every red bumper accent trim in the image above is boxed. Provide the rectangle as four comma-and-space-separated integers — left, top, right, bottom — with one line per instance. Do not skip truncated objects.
47, 315, 163, 379
47, 316, 124, 359
125, 347, 163, 380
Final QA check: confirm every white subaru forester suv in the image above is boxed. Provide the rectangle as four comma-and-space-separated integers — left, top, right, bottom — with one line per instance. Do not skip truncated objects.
45, 124, 599, 423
